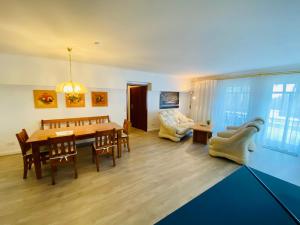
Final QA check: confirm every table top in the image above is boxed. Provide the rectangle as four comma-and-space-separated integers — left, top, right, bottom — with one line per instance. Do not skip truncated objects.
156, 166, 299, 225
27, 122, 123, 143
193, 124, 212, 132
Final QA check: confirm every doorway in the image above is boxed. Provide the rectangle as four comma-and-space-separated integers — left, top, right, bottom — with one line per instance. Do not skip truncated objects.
127, 84, 148, 131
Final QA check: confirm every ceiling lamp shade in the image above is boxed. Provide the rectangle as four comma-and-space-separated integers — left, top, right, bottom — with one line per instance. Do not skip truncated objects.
55, 81, 87, 94
56, 48, 87, 95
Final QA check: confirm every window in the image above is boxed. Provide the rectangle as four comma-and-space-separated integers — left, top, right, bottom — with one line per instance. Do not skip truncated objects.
264, 83, 300, 155
223, 85, 250, 127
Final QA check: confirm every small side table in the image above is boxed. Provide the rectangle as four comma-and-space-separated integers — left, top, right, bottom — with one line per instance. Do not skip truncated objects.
193, 124, 212, 144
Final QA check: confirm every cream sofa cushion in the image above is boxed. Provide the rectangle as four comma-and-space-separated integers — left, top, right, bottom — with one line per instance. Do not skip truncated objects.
159, 109, 194, 142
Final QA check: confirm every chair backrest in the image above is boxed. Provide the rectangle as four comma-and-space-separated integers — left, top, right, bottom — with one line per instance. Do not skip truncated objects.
41, 119, 68, 130
123, 119, 130, 135
159, 110, 178, 126
16, 129, 31, 156
94, 129, 116, 149
48, 135, 77, 159
95, 116, 110, 124
73, 119, 85, 127
41, 115, 111, 130
230, 123, 260, 144
159, 109, 191, 126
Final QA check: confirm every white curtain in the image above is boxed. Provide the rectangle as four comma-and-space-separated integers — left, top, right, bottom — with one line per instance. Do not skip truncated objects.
211, 74, 300, 155
262, 75, 300, 155
191, 80, 217, 123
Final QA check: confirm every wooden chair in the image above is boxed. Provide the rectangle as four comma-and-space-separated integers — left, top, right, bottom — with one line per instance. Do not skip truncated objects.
41, 120, 65, 130
47, 135, 78, 185
74, 119, 85, 127
120, 119, 131, 152
96, 115, 110, 124
16, 129, 49, 179
41, 116, 111, 130
92, 129, 116, 172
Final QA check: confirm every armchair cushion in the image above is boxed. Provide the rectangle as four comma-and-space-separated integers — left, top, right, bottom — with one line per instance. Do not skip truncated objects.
209, 124, 260, 164
159, 109, 194, 141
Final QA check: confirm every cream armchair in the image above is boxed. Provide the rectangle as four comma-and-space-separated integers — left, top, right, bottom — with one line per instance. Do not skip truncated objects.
226, 117, 264, 131
158, 109, 194, 142
209, 123, 260, 164
217, 117, 264, 151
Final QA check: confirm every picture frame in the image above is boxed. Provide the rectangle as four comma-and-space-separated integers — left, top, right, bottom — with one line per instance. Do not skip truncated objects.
159, 91, 179, 109
33, 90, 58, 109
91, 92, 108, 107
65, 93, 85, 107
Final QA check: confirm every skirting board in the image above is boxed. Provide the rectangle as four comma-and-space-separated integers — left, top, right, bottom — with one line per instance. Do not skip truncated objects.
147, 128, 159, 132
0, 149, 20, 156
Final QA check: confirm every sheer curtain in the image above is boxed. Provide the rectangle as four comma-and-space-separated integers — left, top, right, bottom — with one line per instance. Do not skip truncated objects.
190, 80, 217, 123
213, 78, 252, 132
210, 74, 300, 155
262, 75, 300, 155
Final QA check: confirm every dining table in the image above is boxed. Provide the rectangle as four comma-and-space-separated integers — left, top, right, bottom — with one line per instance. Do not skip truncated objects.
26, 122, 123, 179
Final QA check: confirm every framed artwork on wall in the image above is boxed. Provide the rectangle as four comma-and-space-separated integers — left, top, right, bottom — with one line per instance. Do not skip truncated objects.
33, 90, 58, 108
65, 93, 85, 107
91, 92, 108, 107
159, 91, 179, 109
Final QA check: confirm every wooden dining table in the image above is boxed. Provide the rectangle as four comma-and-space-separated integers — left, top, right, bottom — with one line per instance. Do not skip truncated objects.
27, 122, 123, 179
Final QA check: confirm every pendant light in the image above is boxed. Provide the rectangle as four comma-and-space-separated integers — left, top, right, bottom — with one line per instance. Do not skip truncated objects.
56, 48, 87, 96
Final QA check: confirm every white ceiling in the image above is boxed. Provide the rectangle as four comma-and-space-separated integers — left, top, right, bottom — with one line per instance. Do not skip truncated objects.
0, 0, 300, 77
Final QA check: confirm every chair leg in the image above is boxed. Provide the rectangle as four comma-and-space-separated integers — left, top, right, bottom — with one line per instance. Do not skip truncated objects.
73, 157, 78, 179
50, 163, 56, 185
127, 137, 130, 152
23, 159, 28, 179
28, 157, 33, 170
91, 148, 95, 163
95, 153, 100, 172
41, 156, 47, 165
112, 147, 116, 167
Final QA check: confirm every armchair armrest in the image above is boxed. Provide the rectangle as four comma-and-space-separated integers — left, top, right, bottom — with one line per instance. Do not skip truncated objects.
217, 131, 235, 138
226, 126, 240, 130
187, 118, 194, 123
209, 136, 231, 147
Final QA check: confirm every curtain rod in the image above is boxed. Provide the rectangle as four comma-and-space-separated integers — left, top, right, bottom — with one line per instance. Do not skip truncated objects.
194, 70, 300, 81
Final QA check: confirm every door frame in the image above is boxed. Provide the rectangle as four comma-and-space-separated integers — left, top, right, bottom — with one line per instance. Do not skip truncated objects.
127, 82, 149, 131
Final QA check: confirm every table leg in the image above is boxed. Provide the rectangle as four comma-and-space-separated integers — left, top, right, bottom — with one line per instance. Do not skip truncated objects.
32, 142, 42, 179
117, 130, 121, 158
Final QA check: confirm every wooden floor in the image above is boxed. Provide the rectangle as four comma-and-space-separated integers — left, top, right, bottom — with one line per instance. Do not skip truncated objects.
0, 129, 238, 225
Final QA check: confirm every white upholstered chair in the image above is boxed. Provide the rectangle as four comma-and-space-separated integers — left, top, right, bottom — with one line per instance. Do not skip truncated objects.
217, 117, 264, 151
226, 117, 264, 131
209, 123, 260, 164
158, 109, 194, 142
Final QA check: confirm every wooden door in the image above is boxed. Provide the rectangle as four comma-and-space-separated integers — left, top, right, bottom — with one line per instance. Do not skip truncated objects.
130, 86, 147, 131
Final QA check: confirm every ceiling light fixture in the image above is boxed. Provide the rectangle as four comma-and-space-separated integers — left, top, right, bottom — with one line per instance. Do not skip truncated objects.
56, 48, 87, 96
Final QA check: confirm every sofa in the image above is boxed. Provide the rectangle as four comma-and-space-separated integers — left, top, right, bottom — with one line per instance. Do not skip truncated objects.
158, 109, 194, 142
217, 117, 264, 151
209, 122, 260, 164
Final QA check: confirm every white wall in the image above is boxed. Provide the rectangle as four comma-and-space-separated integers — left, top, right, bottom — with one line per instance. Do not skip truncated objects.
0, 53, 191, 155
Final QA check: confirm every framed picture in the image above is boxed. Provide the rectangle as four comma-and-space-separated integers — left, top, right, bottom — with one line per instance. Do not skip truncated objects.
65, 93, 85, 107
160, 91, 179, 109
33, 90, 58, 108
91, 92, 108, 107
